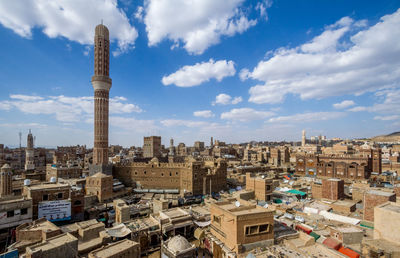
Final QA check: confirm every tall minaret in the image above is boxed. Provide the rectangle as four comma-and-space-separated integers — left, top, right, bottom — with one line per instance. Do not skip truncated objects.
0, 164, 13, 197
169, 138, 175, 156
92, 24, 112, 166
301, 129, 306, 147
25, 129, 35, 171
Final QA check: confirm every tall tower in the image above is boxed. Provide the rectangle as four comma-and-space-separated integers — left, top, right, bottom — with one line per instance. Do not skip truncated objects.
0, 164, 12, 197
169, 138, 175, 156
301, 130, 306, 147
25, 129, 35, 171
92, 24, 112, 166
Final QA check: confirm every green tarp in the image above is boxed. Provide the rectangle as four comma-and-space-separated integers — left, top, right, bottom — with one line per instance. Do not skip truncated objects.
309, 231, 320, 241
287, 189, 306, 196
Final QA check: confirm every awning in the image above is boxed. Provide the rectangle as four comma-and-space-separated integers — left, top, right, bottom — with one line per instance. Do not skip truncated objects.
194, 220, 211, 227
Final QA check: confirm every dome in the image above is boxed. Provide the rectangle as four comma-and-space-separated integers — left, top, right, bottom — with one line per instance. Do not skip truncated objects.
167, 235, 192, 253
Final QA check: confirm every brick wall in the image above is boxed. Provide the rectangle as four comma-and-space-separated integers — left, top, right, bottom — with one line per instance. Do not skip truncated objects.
311, 183, 322, 199
363, 191, 396, 221
322, 179, 344, 200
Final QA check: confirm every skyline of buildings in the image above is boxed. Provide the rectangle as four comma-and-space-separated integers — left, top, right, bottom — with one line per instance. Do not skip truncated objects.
0, 1, 399, 147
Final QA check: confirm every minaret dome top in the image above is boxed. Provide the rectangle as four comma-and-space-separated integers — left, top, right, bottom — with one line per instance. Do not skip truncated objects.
95, 24, 109, 39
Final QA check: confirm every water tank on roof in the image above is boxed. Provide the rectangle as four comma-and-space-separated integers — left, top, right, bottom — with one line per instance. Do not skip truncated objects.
24, 179, 31, 186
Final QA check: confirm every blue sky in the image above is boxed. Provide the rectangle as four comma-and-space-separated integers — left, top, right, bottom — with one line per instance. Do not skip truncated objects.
0, 0, 399, 147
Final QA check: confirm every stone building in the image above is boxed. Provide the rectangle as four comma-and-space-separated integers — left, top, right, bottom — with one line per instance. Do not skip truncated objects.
329, 226, 363, 245
143, 136, 161, 158
154, 208, 194, 240
322, 178, 344, 200
12, 218, 62, 254
113, 158, 227, 196
23, 183, 71, 220
88, 239, 140, 258
208, 200, 274, 255
114, 199, 130, 224
245, 172, 274, 201
45, 164, 82, 181
373, 202, 400, 244
25, 232, 78, 258
0, 188, 32, 246
85, 172, 113, 203
61, 219, 111, 255
128, 216, 161, 255
269, 148, 281, 166
194, 141, 205, 152
363, 190, 396, 221
362, 202, 400, 257
296, 149, 381, 179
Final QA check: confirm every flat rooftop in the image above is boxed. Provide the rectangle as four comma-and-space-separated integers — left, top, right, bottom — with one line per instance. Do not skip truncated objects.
378, 202, 400, 213
26, 183, 70, 190
213, 200, 274, 216
160, 208, 189, 219
332, 200, 357, 207
28, 233, 76, 252
90, 239, 138, 256
367, 190, 395, 197
128, 217, 159, 231
0, 195, 30, 204
22, 219, 59, 233
61, 219, 99, 233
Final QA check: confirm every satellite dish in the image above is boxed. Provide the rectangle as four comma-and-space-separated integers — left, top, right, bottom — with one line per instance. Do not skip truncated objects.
263, 203, 269, 209
235, 201, 241, 207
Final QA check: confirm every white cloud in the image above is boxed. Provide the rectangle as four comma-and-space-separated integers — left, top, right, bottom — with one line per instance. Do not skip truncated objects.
214, 94, 232, 105
193, 110, 214, 118
213, 94, 242, 105
239, 68, 250, 81
333, 100, 355, 109
0, 122, 47, 128
232, 96, 243, 104
162, 59, 236, 87
268, 112, 344, 123
134, 6, 144, 21
0, 94, 142, 122
349, 89, 400, 118
0, 0, 138, 55
10, 94, 43, 101
243, 9, 400, 104
221, 108, 274, 122
143, 0, 257, 54
161, 119, 210, 128
348, 106, 367, 112
256, 0, 272, 21
374, 115, 400, 121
